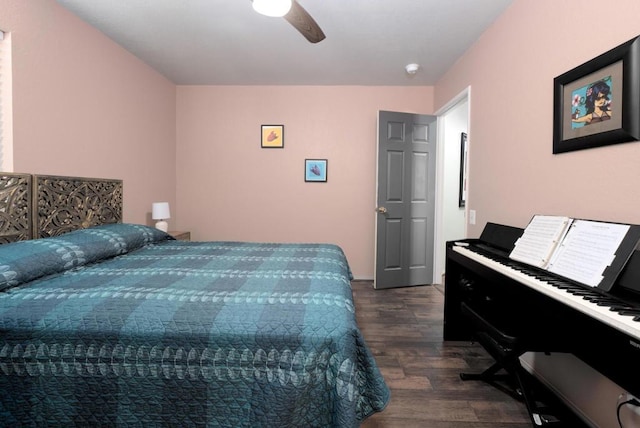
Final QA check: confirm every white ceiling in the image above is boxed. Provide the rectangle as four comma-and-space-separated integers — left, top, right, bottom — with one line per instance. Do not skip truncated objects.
55, 0, 514, 86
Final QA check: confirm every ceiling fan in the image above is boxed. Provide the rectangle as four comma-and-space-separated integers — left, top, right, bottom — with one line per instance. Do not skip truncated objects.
251, 0, 326, 44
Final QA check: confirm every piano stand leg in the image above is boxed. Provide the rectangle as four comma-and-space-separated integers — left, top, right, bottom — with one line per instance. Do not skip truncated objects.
460, 365, 521, 401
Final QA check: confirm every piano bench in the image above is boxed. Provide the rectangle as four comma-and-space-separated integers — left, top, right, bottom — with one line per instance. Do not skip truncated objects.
459, 301, 563, 427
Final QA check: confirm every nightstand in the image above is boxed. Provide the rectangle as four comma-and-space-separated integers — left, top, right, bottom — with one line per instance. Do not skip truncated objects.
169, 231, 191, 241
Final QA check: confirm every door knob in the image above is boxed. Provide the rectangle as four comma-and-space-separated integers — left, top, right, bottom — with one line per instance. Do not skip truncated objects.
376, 206, 388, 214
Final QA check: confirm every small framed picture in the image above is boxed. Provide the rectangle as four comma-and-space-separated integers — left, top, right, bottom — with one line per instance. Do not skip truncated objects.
261, 125, 284, 148
304, 159, 327, 182
459, 132, 468, 207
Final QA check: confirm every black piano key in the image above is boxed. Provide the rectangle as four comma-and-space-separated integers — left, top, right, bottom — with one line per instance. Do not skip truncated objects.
597, 301, 619, 306
582, 295, 608, 302
618, 310, 640, 317
568, 290, 596, 297
555, 284, 581, 290
610, 305, 638, 312
592, 298, 620, 306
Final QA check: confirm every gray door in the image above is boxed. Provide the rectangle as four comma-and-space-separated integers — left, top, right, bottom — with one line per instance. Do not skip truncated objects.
375, 111, 437, 289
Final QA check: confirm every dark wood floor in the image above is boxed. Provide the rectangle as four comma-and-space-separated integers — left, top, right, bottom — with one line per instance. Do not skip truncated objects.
352, 281, 586, 428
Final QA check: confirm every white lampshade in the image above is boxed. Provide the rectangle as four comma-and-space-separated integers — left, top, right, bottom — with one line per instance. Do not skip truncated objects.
152, 202, 170, 220
252, 0, 292, 17
152, 202, 170, 232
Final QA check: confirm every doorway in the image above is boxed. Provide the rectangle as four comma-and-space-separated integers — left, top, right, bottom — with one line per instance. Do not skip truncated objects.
433, 88, 470, 284
373, 89, 470, 288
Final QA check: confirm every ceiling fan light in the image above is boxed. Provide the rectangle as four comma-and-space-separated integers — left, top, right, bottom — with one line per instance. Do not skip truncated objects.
252, 0, 292, 17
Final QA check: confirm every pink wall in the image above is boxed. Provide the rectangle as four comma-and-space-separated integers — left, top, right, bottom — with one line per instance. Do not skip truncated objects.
435, 2, 640, 425
176, 86, 434, 278
436, 0, 640, 237
0, 0, 177, 224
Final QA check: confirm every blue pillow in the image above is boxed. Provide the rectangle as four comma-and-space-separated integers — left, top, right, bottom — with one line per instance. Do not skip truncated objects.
0, 223, 173, 291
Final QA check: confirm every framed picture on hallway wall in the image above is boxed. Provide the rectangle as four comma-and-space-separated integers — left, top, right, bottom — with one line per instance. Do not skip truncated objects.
305, 159, 327, 182
261, 125, 284, 148
553, 35, 640, 154
459, 132, 468, 207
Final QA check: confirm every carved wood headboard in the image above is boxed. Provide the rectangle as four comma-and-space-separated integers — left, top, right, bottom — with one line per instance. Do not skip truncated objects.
0, 173, 32, 244
0, 173, 123, 243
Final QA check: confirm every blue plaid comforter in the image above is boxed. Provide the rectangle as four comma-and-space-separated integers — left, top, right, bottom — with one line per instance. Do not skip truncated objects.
0, 224, 389, 427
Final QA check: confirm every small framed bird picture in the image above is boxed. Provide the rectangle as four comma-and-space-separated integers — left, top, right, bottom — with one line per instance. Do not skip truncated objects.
261, 125, 284, 148
305, 159, 327, 182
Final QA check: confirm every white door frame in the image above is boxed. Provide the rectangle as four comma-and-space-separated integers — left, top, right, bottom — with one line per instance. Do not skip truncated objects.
432, 86, 471, 284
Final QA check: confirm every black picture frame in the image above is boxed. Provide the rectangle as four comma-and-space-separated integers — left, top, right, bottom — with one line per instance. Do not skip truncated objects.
304, 159, 327, 182
260, 125, 284, 148
458, 132, 468, 207
553, 35, 640, 154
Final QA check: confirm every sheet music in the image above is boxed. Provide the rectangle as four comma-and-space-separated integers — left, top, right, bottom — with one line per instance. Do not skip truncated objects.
509, 215, 572, 267
547, 220, 630, 287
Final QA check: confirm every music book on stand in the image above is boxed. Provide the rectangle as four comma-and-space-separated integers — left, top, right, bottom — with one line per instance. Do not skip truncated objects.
509, 215, 640, 291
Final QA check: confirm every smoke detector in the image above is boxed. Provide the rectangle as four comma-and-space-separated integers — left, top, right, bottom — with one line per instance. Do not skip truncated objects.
405, 63, 420, 75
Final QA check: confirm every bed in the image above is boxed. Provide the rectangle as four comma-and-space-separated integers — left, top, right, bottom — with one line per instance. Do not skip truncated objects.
0, 174, 389, 427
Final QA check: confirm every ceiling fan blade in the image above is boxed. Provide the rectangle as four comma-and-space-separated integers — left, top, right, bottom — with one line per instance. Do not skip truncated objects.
284, 1, 326, 43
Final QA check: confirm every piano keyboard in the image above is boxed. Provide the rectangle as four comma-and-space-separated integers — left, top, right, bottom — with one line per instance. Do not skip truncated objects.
453, 245, 640, 341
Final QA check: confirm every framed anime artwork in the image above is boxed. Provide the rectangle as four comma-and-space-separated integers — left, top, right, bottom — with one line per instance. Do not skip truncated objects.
553, 35, 640, 154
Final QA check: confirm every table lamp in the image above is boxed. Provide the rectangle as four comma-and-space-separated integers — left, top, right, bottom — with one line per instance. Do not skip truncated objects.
152, 202, 170, 232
